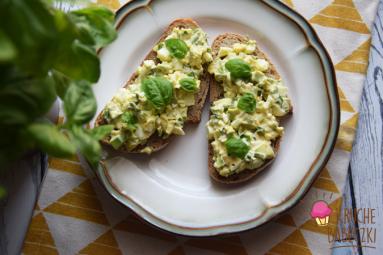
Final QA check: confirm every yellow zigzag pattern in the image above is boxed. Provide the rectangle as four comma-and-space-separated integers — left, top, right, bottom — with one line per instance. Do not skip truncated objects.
184, 237, 247, 255
269, 198, 343, 254
312, 167, 340, 193
336, 113, 359, 152
79, 230, 122, 255
282, 0, 294, 8
23, 213, 58, 255
310, 0, 369, 34
275, 214, 296, 227
336, 38, 371, 74
44, 180, 109, 225
97, 0, 121, 10
114, 214, 177, 242
338, 86, 355, 113
267, 230, 311, 255
48, 157, 86, 177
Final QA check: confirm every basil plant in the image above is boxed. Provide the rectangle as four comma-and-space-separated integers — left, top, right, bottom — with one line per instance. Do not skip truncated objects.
0, 0, 117, 168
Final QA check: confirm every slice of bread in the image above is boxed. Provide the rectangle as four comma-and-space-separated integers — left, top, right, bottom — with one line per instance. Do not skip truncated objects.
95, 19, 210, 153
208, 33, 292, 184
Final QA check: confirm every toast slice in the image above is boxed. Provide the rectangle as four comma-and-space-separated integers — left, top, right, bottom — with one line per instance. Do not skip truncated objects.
208, 33, 292, 184
95, 19, 210, 153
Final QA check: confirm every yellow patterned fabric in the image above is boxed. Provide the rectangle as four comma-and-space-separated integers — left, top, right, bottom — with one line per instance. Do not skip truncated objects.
22, 0, 379, 254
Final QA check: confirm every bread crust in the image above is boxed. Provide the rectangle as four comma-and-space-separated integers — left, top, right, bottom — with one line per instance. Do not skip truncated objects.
208, 33, 292, 184
95, 18, 210, 153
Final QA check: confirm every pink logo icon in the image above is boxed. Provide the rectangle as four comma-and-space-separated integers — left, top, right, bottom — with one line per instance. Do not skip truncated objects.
310, 200, 332, 226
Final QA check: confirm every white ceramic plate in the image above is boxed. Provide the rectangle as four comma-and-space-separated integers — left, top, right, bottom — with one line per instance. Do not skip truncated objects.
91, 0, 340, 236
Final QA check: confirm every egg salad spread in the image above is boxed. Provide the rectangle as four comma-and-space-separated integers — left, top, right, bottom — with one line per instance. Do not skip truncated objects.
102, 27, 212, 153
207, 40, 292, 177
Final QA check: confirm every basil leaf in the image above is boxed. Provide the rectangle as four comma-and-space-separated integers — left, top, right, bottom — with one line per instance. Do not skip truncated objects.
165, 38, 188, 59
121, 112, 137, 131
0, 75, 55, 126
225, 137, 250, 159
54, 39, 100, 82
0, 185, 6, 199
141, 76, 173, 110
0, 1, 118, 168
121, 112, 137, 125
0, 0, 57, 74
72, 6, 114, 23
237, 93, 256, 113
90, 125, 114, 140
27, 123, 76, 157
0, 30, 17, 62
70, 125, 101, 166
52, 70, 71, 99
0, 128, 32, 169
225, 58, 252, 80
179, 77, 197, 92
70, 7, 117, 49
64, 81, 97, 125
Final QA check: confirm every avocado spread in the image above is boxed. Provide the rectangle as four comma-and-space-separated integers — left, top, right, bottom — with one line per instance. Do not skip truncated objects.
207, 40, 292, 177
102, 27, 212, 152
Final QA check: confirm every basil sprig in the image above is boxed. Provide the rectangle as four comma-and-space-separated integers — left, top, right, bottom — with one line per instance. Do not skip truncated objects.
0, 0, 117, 169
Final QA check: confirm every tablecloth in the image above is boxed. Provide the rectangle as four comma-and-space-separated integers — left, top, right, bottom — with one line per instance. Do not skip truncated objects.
22, 0, 379, 254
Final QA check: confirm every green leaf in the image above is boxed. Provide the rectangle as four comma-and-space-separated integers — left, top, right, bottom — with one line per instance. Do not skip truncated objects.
141, 76, 173, 110
0, 64, 27, 84
0, 0, 118, 169
120, 111, 137, 132
70, 125, 101, 166
179, 77, 197, 92
237, 93, 256, 113
0, 75, 56, 126
225, 58, 252, 80
64, 81, 97, 125
27, 122, 76, 157
52, 11, 100, 82
225, 137, 250, 159
72, 6, 115, 23
90, 125, 113, 140
121, 112, 137, 125
0, 128, 31, 169
52, 70, 72, 98
165, 38, 188, 59
0, 186, 6, 199
0, 29, 17, 62
70, 6, 117, 49
0, 0, 58, 74
54, 39, 100, 82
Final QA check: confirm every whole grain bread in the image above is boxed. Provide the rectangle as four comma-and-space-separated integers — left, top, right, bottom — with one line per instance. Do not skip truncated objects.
208, 33, 292, 184
95, 18, 210, 153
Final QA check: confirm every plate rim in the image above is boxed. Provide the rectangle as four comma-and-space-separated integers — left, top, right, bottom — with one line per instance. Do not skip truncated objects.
94, 0, 341, 236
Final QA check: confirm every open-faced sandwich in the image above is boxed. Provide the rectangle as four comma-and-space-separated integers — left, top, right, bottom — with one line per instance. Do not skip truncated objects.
95, 19, 212, 153
207, 33, 293, 184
